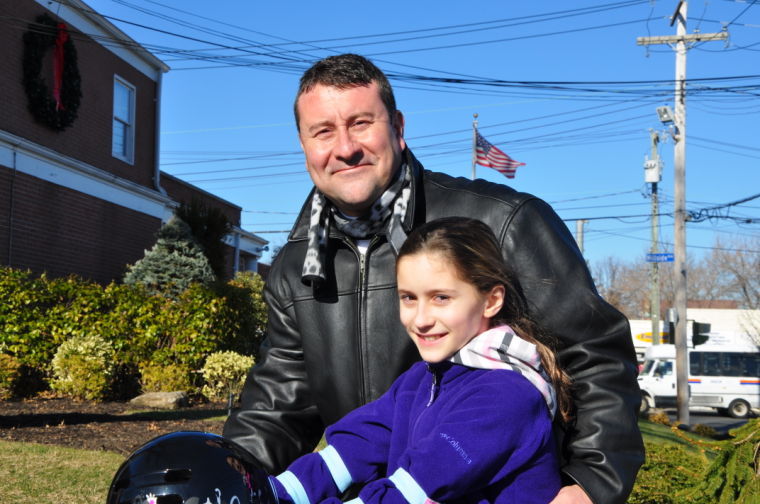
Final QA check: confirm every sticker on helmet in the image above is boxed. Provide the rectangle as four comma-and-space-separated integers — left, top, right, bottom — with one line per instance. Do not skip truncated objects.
202, 488, 241, 504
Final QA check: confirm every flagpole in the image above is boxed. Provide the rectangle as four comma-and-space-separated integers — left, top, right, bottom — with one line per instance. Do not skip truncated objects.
471, 113, 478, 180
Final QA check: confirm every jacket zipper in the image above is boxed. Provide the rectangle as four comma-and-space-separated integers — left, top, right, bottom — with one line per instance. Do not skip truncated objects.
426, 365, 440, 406
413, 365, 440, 437
348, 236, 379, 404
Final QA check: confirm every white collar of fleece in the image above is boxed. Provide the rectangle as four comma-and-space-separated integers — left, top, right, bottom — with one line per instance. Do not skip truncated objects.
450, 324, 557, 418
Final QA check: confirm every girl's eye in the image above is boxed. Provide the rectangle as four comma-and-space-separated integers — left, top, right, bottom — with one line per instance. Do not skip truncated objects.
399, 294, 414, 304
433, 295, 450, 303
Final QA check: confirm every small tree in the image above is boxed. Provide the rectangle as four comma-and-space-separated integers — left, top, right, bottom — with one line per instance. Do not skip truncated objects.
124, 216, 215, 298
176, 199, 232, 279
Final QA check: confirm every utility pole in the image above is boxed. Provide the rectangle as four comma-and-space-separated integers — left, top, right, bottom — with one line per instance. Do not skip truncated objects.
644, 130, 662, 345
636, 0, 727, 426
575, 219, 586, 255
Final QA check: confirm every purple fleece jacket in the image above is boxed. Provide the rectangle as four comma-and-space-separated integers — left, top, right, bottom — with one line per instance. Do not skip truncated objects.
271, 360, 561, 504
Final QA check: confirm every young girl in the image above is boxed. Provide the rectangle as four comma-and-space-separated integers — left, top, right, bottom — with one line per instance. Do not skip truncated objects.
267, 217, 572, 504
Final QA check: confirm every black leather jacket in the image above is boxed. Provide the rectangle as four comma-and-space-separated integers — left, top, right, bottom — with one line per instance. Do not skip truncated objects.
224, 149, 644, 504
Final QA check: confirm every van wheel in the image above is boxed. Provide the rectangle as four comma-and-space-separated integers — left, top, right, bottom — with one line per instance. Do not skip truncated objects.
640, 394, 651, 415
727, 399, 750, 419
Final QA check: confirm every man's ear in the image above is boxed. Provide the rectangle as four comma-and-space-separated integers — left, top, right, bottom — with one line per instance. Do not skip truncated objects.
394, 110, 406, 151
483, 285, 505, 319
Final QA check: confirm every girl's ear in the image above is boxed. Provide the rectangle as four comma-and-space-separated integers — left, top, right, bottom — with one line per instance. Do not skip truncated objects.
483, 285, 505, 319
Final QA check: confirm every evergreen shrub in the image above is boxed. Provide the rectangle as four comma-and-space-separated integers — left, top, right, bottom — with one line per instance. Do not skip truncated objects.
176, 199, 232, 279
51, 334, 115, 401
124, 217, 215, 298
200, 350, 254, 401
684, 418, 760, 504
628, 441, 710, 504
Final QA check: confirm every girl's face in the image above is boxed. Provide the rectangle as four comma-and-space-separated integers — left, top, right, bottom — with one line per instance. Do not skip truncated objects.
396, 252, 504, 363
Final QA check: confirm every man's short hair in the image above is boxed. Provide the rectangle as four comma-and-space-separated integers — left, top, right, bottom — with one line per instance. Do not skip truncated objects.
294, 54, 397, 130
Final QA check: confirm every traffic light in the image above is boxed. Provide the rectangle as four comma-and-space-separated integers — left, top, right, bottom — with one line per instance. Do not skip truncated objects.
692, 321, 711, 346
665, 308, 676, 344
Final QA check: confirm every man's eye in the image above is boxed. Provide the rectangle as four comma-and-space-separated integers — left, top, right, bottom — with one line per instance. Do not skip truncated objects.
352, 120, 371, 129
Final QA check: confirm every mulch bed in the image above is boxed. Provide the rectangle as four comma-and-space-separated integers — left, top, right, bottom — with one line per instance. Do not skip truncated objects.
0, 396, 227, 456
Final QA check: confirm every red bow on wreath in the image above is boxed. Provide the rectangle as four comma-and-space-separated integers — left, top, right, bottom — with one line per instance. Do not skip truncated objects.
53, 23, 69, 111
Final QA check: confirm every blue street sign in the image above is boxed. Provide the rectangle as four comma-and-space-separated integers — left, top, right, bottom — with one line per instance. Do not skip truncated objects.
646, 253, 674, 263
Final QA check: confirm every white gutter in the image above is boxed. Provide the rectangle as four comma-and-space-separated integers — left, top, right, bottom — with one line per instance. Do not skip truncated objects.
153, 71, 167, 195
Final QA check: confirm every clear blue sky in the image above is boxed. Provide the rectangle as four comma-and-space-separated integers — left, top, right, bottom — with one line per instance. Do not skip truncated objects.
82, 0, 760, 267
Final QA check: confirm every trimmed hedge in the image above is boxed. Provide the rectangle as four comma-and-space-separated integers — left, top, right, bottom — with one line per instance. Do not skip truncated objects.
0, 267, 267, 399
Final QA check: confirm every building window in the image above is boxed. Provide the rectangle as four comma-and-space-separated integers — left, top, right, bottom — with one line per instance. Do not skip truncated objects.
112, 76, 135, 163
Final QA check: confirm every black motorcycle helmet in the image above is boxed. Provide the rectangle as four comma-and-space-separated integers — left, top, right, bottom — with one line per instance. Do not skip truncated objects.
106, 431, 277, 504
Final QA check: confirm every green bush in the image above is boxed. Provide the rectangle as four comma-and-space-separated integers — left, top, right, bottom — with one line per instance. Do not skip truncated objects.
0, 269, 100, 372
50, 334, 115, 401
0, 353, 22, 399
218, 271, 268, 360
139, 363, 193, 394
0, 266, 267, 399
201, 351, 254, 401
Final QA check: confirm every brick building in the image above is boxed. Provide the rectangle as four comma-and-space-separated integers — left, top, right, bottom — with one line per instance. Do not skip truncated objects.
0, 0, 266, 284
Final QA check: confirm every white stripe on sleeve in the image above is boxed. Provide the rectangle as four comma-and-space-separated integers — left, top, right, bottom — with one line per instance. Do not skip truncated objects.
319, 445, 353, 493
275, 471, 310, 504
388, 468, 438, 504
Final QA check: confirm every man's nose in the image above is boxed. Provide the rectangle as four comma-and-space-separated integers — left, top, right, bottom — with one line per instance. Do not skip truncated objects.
334, 128, 363, 164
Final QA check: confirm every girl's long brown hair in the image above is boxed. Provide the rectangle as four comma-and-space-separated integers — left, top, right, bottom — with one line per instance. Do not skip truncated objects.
397, 217, 573, 423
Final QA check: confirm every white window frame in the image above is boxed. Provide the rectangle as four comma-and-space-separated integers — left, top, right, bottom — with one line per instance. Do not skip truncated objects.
112, 75, 136, 164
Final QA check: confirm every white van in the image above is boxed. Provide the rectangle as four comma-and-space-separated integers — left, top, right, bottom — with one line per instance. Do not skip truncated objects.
638, 344, 760, 418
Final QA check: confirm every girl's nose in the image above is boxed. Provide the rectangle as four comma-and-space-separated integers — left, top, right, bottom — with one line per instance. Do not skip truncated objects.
414, 303, 435, 329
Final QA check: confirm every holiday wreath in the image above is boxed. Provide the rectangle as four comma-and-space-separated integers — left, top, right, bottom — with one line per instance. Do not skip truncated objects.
22, 13, 82, 131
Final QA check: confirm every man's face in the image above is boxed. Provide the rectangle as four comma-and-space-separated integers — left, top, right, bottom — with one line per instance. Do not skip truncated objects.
296, 82, 406, 217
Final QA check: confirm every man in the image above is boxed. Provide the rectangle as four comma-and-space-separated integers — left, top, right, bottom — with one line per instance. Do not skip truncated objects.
224, 54, 644, 504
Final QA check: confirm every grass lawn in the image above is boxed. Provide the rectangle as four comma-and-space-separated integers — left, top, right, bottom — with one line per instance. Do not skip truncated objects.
0, 441, 124, 503
0, 418, 724, 503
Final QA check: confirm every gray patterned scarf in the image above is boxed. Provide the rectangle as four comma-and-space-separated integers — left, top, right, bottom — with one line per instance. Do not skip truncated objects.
302, 163, 412, 285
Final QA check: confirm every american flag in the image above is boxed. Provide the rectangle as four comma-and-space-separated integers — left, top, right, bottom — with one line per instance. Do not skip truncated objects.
475, 130, 525, 179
